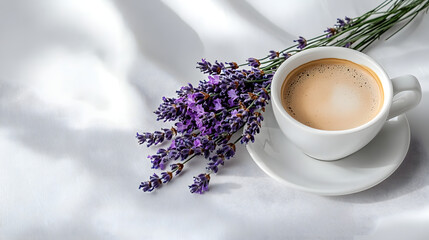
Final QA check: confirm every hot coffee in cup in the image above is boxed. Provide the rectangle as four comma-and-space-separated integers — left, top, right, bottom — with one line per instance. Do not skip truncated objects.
281, 58, 383, 130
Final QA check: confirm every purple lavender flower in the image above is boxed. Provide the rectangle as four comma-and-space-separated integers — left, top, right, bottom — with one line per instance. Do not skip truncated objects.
139, 173, 162, 192
243, 68, 265, 81
255, 85, 271, 103
197, 58, 212, 74
167, 148, 180, 161
216, 143, 236, 159
150, 173, 162, 190
148, 148, 173, 170
336, 18, 346, 28
242, 112, 264, 144
268, 50, 279, 59
211, 61, 225, 74
212, 98, 223, 111
148, 154, 162, 169
170, 163, 184, 175
193, 138, 202, 148
345, 16, 352, 25
294, 36, 307, 49
180, 149, 193, 160
189, 173, 210, 194
136, 132, 152, 146
186, 92, 203, 107
139, 27, 273, 194
222, 109, 246, 134
177, 83, 195, 97
200, 137, 216, 158
336, 17, 352, 29
207, 155, 224, 173
208, 75, 220, 85
344, 42, 352, 48
227, 89, 239, 106
175, 121, 188, 133
247, 58, 260, 67
148, 133, 207, 170
282, 52, 291, 60
228, 62, 239, 69
161, 171, 173, 183
139, 181, 152, 192
193, 104, 206, 117
136, 128, 175, 147
197, 60, 225, 75
154, 96, 186, 122
324, 27, 337, 38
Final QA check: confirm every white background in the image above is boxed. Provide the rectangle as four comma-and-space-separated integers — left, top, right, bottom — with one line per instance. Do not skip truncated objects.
1, 0, 429, 239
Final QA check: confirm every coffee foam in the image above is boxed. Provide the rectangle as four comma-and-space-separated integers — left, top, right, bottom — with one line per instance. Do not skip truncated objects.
281, 58, 383, 130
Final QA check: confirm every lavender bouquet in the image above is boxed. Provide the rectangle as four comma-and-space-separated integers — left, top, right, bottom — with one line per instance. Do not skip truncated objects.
137, 0, 429, 194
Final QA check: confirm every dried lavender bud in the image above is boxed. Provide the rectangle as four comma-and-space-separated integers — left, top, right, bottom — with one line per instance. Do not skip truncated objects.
325, 27, 337, 38
170, 163, 184, 175
336, 18, 346, 28
206, 155, 225, 173
197, 58, 212, 74
154, 96, 187, 122
189, 173, 210, 194
282, 52, 291, 60
139, 181, 152, 192
139, 173, 162, 192
228, 61, 239, 69
247, 58, 260, 67
294, 36, 307, 49
268, 50, 279, 59
161, 172, 173, 183
345, 16, 352, 24
211, 61, 225, 74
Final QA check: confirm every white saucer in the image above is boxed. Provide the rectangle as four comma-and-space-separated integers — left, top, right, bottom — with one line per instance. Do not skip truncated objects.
246, 105, 410, 196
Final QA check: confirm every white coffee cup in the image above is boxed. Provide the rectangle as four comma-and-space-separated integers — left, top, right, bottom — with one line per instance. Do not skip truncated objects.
271, 46, 421, 161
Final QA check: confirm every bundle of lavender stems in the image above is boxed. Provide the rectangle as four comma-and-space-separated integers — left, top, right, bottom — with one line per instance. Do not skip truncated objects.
137, 0, 429, 194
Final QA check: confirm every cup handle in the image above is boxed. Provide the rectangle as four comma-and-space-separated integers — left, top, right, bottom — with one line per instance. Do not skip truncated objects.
388, 74, 422, 119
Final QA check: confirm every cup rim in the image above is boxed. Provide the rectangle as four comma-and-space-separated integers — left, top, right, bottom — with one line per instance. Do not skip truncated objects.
271, 46, 393, 135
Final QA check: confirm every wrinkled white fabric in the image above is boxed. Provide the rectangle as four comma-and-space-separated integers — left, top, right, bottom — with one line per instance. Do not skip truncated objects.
1, 0, 429, 239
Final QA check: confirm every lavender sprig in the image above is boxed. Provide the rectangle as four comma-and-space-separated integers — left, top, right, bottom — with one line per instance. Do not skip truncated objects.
137, 0, 429, 194
189, 173, 211, 194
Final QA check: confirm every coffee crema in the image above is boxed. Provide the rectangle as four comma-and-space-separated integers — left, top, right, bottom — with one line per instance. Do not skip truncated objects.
281, 58, 384, 131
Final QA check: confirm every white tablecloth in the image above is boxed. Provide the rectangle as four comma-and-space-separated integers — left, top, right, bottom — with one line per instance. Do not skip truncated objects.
1, 0, 429, 239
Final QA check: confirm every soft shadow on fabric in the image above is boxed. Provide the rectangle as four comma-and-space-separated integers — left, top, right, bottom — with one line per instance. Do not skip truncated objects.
113, 0, 204, 84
